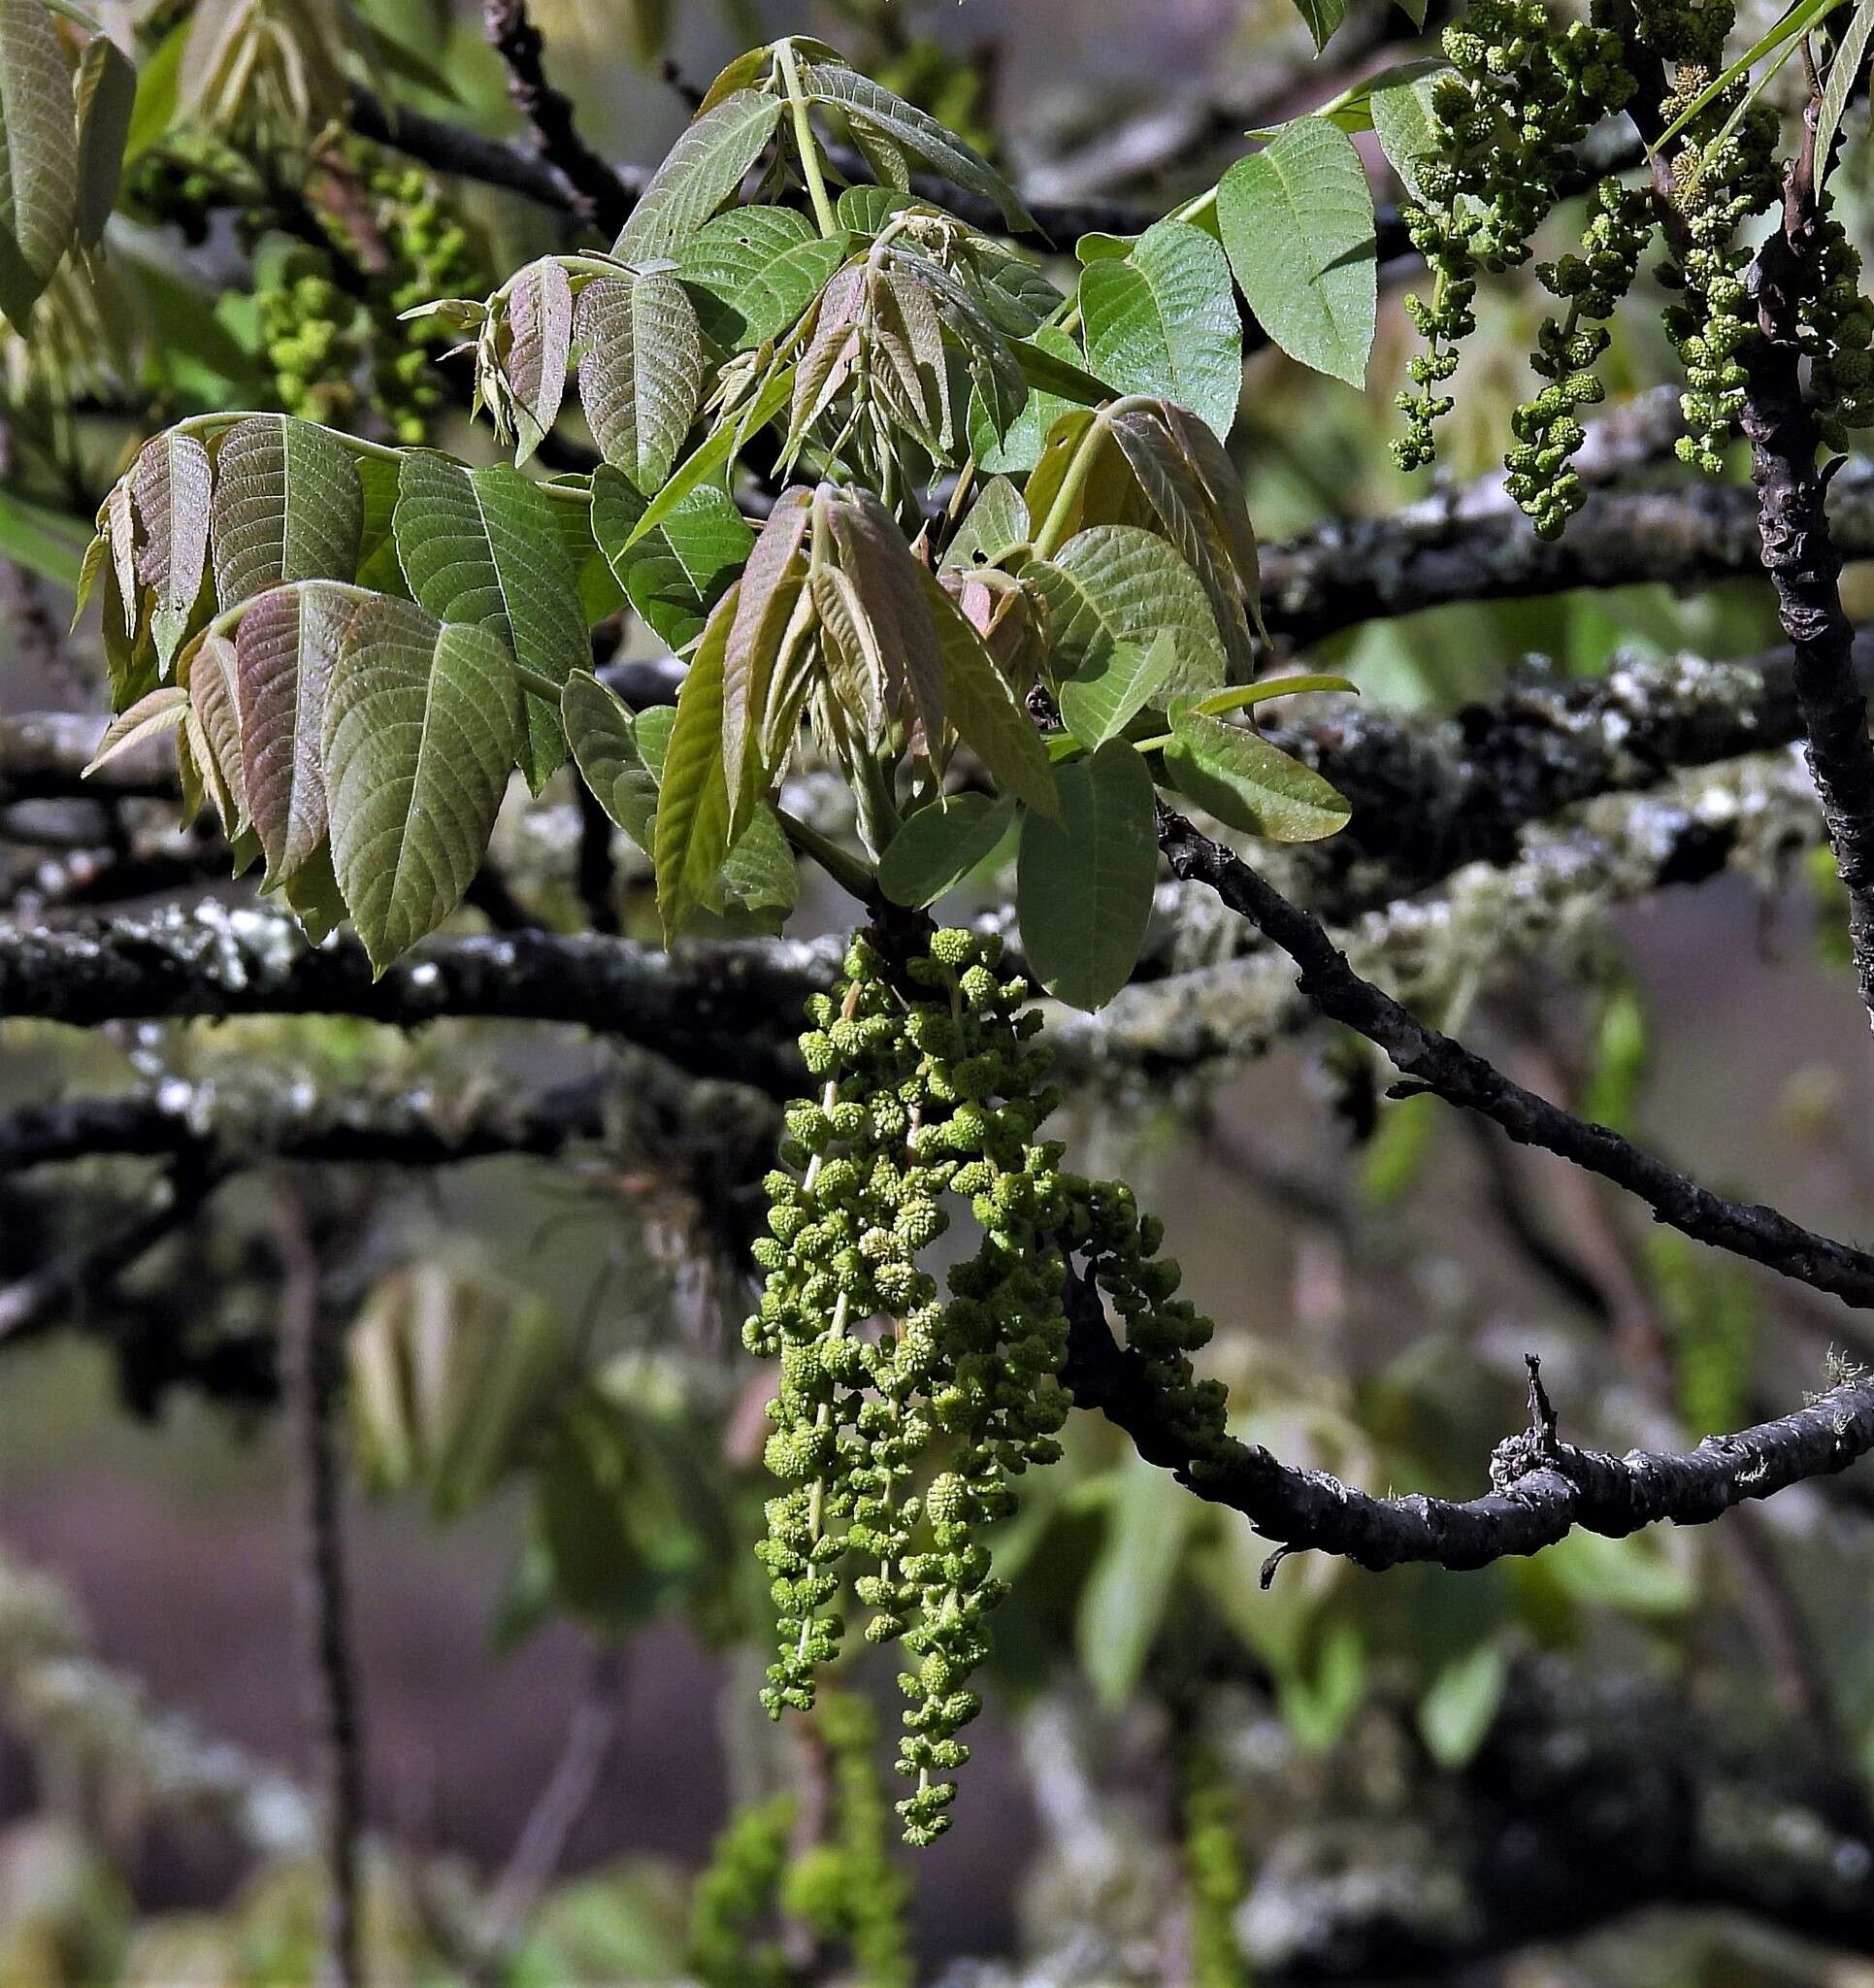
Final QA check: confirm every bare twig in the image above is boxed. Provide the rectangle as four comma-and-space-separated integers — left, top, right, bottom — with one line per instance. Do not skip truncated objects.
480, 0, 633, 236
276, 1179, 364, 1988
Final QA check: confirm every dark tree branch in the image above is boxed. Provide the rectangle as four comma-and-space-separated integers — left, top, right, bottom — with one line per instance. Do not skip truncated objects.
1063, 1264, 1874, 1572
480, 0, 633, 236
1155, 802, 1874, 1306
276, 1182, 363, 1988
1739, 98, 1874, 1027
0, 904, 837, 1096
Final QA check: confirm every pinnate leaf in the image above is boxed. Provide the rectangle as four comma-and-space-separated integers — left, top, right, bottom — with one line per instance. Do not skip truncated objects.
1059, 627, 1181, 749
83, 683, 185, 773
591, 463, 752, 651
321, 591, 519, 972
0, 0, 80, 321
652, 584, 738, 940
1028, 524, 1226, 693
678, 205, 848, 349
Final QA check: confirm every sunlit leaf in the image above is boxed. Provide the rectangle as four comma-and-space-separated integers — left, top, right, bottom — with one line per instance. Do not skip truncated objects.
1079, 218, 1241, 438
506, 255, 574, 465
1028, 524, 1226, 693
917, 566, 1058, 819
82, 682, 184, 773
1163, 707, 1351, 842
0, 0, 80, 322
133, 428, 213, 668
879, 790, 1016, 907
612, 88, 782, 263
210, 414, 363, 610
236, 580, 344, 881
576, 271, 706, 493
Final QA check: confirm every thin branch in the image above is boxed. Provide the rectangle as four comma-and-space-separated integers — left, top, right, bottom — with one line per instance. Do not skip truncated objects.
1062, 1264, 1874, 1572
1739, 96, 1874, 1027
1154, 800, 1874, 1309
480, 0, 633, 236
276, 1179, 364, 1988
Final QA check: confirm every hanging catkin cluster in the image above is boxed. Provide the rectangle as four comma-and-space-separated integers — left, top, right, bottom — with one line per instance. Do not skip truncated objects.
748, 926, 1073, 1843
1640, 0, 1782, 473
1394, 0, 1634, 474
749, 927, 1238, 1841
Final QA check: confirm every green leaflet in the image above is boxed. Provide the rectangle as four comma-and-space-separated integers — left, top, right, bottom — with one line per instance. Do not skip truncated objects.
1289, 0, 1348, 51
209, 414, 364, 610
1016, 737, 1157, 1012
878, 791, 1015, 908
590, 463, 753, 651
504, 256, 574, 465
1218, 119, 1376, 388
678, 205, 849, 349
1059, 627, 1182, 750
1027, 525, 1226, 693
0, 0, 80, 323
612, 88, 782, 263
941, 477, 1030, 571
625, 361, 795, 549
576, 271, 706, 494
132, 428, 213, 669
798, 61, 1033, 233
915, 566, 1058, 820
1818, 0, 1874, 187
1368, 62, 1447, 204
1076, 1447, 1206, 1708
392, 455, 589, 794
1162, 707, 1351, 843
321, 591, 520, 973
565, 670, 796, 930
234, 580, 345, 883
82, 682, 186, 774
1078, 218, 1242, 440
722, 487, 813, 831
652, 583, 738, 940
562, 668, 660, 850
71, 32, 135, 250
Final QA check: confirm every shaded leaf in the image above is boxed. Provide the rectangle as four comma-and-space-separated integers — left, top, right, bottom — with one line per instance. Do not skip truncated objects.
0, 0, 79, 321
878, 790, 1014, 907
1290, 0, 1348, 52
236, 581, 345, 882
322, 592, 519, 972
392, 454, 587, 792
210, 414, 363, 609
506, 255, 574, 465
1218, 119, 1377, 387
1077, 1449, 1205, 1707
612, 88, 781, 263
1418, 1640, 1509, 1770
968, 323, 1083, 476
186, 627, 247, 838
1017, 737, 1157, 1011
1163, 707, 1351, 842
917, 566, 1057, 819
563, 668, 659, 848
72, 32, 135, 249
824, 487, 944, 759
576, 271, 705, 492
637, 695, 797, 922
1079, 218, 1241, 438
1369, 61, 1447, 202
627, 361, 795, 548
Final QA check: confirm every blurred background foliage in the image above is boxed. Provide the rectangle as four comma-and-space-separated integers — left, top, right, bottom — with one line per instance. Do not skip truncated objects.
5, 0, 1874, 1982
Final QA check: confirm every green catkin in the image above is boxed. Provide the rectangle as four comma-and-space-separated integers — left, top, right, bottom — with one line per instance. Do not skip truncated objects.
1507, 177, 1652, 536
751, 928, 1237, 1842
1395, 0, 1633, 474
1182, 1756, 1251, 1988
1638, 0, 1781, 473
686, 1793, 798, 1988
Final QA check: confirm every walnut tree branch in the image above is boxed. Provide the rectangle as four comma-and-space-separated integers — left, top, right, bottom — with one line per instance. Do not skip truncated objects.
480, 0, 633, 236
